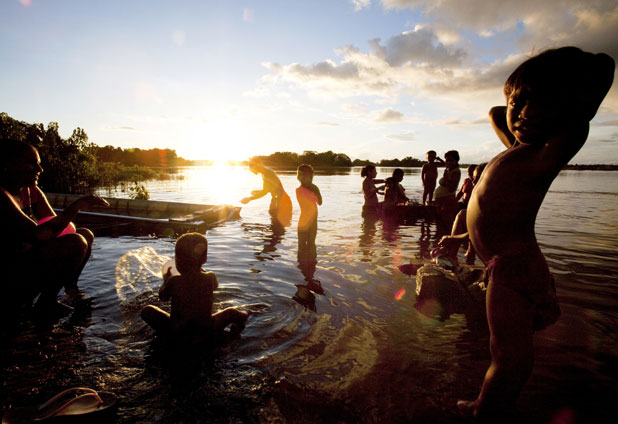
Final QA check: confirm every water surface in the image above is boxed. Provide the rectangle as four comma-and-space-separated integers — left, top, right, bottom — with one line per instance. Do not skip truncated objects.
3, 167, 617, 423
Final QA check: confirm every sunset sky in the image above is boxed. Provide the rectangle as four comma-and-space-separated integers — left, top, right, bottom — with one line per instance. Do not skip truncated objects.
1, 0, 617, 163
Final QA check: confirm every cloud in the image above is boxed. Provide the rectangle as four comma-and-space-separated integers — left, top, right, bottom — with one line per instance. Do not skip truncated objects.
387, 131, 415, 141
316, 121, 339, 126
104, 126, 139, 131
376, 108, 404, 122
350, 0, 371, 12
443, 116, 489, 126
380, 1, 618, 58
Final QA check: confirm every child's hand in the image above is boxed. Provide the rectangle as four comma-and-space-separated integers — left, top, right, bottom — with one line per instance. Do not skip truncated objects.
240, 197, 251, 204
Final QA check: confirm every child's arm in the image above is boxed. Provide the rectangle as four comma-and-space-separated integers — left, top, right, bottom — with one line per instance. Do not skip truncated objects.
421, 165, 427, 185
311, 184, 323, 205
489, 106, 516, 149
159, 272, 174, 301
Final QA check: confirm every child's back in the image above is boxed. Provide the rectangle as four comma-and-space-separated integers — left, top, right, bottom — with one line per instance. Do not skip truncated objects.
163, 270, 217, 333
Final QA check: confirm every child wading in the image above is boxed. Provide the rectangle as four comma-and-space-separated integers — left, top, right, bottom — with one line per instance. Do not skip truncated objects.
457, 47, 614, 418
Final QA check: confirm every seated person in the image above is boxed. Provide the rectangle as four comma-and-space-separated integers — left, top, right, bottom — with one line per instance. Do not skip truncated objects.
141, 233, 248, 343
1, 140, 108, 325
383, 168, 408, 208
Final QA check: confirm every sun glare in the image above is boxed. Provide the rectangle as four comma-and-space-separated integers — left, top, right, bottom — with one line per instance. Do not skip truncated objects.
184, 118, 253, 162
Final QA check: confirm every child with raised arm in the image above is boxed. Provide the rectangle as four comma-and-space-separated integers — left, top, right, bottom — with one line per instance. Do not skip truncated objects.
421, 150, 444, 205
141, 233, 248, 343
296, 164, 322, 261
458, 47, 614, 417
361, 164, 384, 218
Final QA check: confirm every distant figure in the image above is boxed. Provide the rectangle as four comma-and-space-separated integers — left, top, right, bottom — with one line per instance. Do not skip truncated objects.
456, 164, 476, 209
141, 233, 248, 343
360, 164, 384, 218
383, 168, 409, 208
433, 150, 461, 227
0, 140, 108, 324
436, 163, 486, 265
456, 47, 614, 418
241, 157, 292, 226
296, 164, 322, 263
421, 150, 444, 205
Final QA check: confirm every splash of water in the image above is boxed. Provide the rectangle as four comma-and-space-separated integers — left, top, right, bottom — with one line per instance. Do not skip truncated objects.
115, 246, 171, 303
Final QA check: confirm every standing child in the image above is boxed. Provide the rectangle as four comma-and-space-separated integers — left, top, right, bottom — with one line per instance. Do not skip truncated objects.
296, 164, 322, 261
421, 150, 444, 205
458, 47, 614, 417
361, 164, 384, 218
141, 233, 248, 343
433, 150, 461, 227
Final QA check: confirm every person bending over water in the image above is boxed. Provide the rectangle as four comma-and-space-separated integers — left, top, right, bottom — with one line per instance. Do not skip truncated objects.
241, 157, 292, 226
0, 140, 108, 323
360, 164, 384, 218
141, 232, 248, 344
456, 47, 614, 418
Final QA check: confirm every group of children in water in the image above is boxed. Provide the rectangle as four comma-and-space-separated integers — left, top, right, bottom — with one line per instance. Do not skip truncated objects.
2, 46, 614, 419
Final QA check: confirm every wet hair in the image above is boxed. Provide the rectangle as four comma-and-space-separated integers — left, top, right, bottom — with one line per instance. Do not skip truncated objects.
361, 164, 376, 177
467, 164, 477, 177
386, 168, 404, 183
504, 46, 613, 120
175, 232, 208, 274
444, 150, 459, 162
248, 157, 263, 169
426, 150, 436, 157
297, 163, 314, 176
2, 140, 36, 167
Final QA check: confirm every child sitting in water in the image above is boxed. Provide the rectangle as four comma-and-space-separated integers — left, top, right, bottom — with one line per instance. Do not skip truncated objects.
296, 164, 322, 262
383, 168, 409, 207
141, 232, 248, 343
455, 47, 614, 418
360, 164, 384, 218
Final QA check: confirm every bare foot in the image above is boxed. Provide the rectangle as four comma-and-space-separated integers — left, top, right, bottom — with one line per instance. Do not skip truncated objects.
457, 399, 479, 417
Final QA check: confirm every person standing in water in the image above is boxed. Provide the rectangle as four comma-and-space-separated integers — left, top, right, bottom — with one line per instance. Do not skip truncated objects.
241, 157, 292, 226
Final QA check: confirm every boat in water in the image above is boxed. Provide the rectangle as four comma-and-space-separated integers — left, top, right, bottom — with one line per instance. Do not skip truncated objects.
46, 193, 241, 237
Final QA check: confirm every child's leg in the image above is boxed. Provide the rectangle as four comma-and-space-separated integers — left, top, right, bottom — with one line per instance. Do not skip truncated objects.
212, 307, 248, 333
141, 305, 171, 333
459, 273, 535, 416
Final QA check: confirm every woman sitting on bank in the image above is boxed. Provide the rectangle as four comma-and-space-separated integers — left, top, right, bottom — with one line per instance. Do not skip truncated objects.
0, 140, 108, 324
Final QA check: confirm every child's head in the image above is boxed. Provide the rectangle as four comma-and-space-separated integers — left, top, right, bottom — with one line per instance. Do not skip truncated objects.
444, 150, 460, 169
297, 163, 314, 185
361, 164, 376, 178
467, 164, 476, 179
175, 232, 208, 274
426, 150, 436, 162
473, 163, 486, 185
504, 47, 615, 143
248, 157, 264, 174
392, 168, 404, 183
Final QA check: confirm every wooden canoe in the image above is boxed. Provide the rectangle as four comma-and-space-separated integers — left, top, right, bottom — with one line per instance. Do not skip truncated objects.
46, 193, 241, 237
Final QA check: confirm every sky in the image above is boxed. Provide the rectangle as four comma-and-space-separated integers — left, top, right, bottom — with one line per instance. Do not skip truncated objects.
1, 0, 617, 164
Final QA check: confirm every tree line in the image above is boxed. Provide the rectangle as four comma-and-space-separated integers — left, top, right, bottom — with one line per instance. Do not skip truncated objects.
2, 112, 615, 194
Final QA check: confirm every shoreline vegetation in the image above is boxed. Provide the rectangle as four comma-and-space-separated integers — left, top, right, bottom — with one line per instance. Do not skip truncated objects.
2, 112, 617, 196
